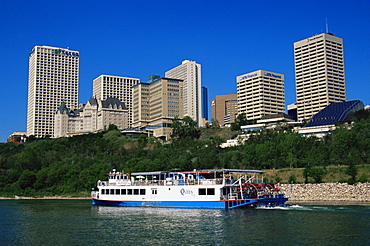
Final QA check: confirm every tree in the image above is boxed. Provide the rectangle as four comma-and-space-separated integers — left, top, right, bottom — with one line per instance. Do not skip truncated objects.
230, 113, 249, 131
345, 163, 358, 185
18, 170, 36, 189
288, 174, 297, 184
26, 135, 37, 142
210, 118, 220, 128
353, 109, 370, 122
171, 116, 201, 139
309, 167, 327, 183
107, 124, 118, 131
303, 166, 327, 183
303, 165, 311, 183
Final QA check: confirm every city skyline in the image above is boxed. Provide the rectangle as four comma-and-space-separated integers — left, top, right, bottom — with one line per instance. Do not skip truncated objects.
1, 1, 370, 141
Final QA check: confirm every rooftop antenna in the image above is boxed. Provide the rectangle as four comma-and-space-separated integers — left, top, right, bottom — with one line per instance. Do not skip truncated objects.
326, 18, 329, 33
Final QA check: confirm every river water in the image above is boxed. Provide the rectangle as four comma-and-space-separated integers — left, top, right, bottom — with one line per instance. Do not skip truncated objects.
0, 199, 369, 246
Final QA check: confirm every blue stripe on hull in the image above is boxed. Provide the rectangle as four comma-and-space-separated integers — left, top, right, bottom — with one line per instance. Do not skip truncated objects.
92, 198, 288, 209
257, 197, 289, 206
92, 198, 226, 209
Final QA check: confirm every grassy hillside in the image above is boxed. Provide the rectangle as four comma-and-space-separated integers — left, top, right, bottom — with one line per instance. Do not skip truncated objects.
263, 165, 370, 183
199, 127, 237, 140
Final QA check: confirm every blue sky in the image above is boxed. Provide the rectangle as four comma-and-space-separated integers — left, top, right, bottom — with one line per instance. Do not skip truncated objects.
1, 0, 369, 142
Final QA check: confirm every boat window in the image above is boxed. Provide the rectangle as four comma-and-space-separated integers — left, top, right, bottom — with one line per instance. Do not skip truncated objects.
207, 188, 215, 195
134, 189, 139, 195
121, 189, 126, 195
140, 189, 145, 195
199, 188, 206, 195
127, 189, 132, 195
110, 189, 114, 195
101, 189, 105, 195
105, 189, 109, 195
115, 189, 120, 195
198, 188, 215, 196
151, 189, 157, 195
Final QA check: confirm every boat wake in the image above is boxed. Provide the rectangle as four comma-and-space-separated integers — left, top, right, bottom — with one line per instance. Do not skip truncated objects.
256, 204, 309, 210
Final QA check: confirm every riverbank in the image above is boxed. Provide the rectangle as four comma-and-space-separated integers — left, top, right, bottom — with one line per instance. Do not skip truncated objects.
280, 182, 370, 202
0, 196, 90, 199
1, 182, 369, 202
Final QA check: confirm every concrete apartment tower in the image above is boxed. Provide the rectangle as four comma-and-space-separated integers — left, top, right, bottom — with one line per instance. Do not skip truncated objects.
294, 33, 346, 122
165, 60, 203, 126
132, 75, 184, 140
93, 75, 140, 127
211, 94, 238, 127
27, 46, 79, 138
237, 70, 285, 120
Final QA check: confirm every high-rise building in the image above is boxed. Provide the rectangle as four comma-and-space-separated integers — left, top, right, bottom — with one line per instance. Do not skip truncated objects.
132, 75, 183, 140
294, 33, 346, 122
27, 46, 79, 138
211, 94, 238, 127
165, 60, 202, 126
93, 75, 140, 127
237, 70, 285, 120
201, 86, 208, 120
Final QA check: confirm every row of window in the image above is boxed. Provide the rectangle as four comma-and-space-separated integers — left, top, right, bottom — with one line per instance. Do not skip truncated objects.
101, 189, 146, 195
102, 77, 139, 83
101, 188, 216, 196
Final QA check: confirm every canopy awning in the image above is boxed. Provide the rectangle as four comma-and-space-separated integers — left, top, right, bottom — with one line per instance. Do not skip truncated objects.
131, 171, 169, 176
131, 169, 263, 175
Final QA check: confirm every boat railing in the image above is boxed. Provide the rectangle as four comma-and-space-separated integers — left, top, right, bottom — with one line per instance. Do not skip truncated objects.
91, 190, 99, 198
258, 193, 286, 199
98, 181, 108, 186
228, 193, 238, 200
103, 178, 224, 186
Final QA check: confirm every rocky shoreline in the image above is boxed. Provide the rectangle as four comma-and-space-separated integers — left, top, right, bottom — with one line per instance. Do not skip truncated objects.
279, 183, 370, 202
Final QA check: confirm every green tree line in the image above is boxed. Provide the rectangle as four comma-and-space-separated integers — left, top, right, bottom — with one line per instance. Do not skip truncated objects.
0, 115, 369, 197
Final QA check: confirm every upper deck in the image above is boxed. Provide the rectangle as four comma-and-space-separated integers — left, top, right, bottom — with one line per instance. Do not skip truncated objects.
98, 169, 264, 187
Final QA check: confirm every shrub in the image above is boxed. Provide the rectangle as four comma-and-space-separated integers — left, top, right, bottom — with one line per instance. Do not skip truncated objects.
288, 174, 297, 184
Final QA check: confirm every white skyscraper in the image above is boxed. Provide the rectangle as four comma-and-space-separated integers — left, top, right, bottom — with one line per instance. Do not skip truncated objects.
165, 60, 203, 126
93, 75, 140, 127
237, 70, 285, 120
27, 45, 79, 138
294, 33, 346, 122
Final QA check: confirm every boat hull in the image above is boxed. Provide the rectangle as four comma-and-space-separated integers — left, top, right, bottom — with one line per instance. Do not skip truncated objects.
91, 197, 287, 209
92, 198, 227, 208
